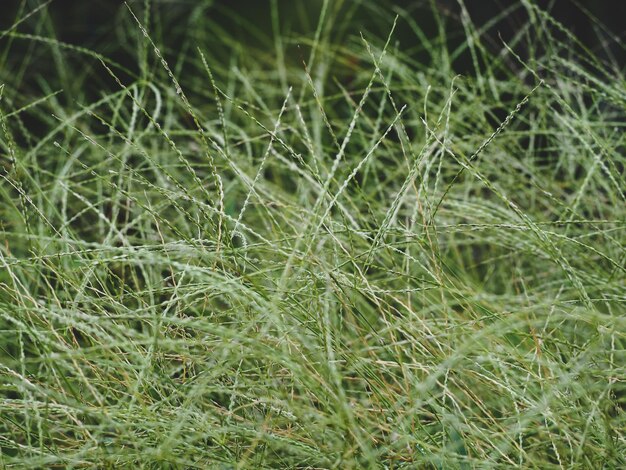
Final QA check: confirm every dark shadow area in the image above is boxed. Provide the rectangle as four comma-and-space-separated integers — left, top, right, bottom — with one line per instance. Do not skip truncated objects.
2, 0, 624, 66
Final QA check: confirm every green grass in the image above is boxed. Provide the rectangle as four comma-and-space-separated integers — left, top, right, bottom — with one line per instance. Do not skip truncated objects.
0, 0, 624, 467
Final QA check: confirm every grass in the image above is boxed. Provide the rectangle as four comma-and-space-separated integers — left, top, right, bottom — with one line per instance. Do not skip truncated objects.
0, 0, 624, 467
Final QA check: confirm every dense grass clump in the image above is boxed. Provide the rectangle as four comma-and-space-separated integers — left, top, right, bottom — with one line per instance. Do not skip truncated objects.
0, 1, 624, 467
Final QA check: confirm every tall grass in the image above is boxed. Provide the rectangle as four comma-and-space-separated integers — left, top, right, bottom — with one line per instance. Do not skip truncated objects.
0, 0, 624, 467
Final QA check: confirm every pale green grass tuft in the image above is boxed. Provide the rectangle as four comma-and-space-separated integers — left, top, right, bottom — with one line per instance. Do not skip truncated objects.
0, 1, 624, 468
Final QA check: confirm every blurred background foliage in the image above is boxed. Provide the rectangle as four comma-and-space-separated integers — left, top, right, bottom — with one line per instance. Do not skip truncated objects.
2, 0, 624, 133
2, 1, 624, 80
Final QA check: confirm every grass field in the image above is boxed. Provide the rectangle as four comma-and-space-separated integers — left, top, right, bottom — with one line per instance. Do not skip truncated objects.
0, 0, 624, 467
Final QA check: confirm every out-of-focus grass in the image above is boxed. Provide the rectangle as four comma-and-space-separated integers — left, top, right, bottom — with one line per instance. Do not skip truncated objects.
0, 1, 624, 468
